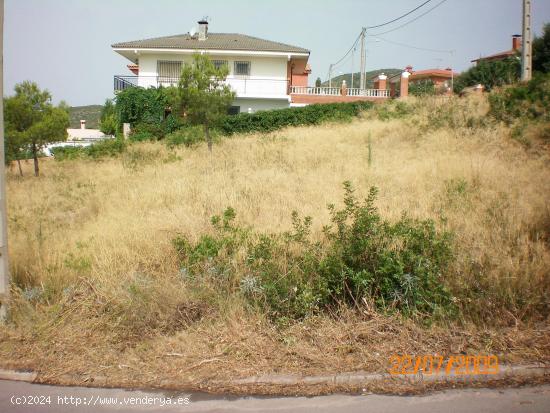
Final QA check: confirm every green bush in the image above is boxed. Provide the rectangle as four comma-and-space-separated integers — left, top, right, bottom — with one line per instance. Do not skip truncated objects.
489, 72, 550, 124
52, 138, 126, 160
454, 56, 520, 93
409, 80, 436, 97
165, 126, 206, 148
218, 101, 374, 135
173, 182, 455, 321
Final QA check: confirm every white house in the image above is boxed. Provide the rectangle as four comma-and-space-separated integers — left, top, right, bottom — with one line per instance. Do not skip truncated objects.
112, 20, 312, 113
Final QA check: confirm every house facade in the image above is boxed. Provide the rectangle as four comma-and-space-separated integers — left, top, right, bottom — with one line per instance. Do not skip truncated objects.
112, 20, 390, 113
113, 20, 311, 113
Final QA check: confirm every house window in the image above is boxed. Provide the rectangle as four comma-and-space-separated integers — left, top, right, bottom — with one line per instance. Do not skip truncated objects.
157, 60, 182, 82
228, 106, 240, 115
234, 61, 251, 76
212, 60, 228, 70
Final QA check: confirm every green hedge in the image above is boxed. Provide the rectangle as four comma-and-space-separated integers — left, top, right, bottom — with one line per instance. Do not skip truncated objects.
219, 101, 374, 135
51, 138, 126, 160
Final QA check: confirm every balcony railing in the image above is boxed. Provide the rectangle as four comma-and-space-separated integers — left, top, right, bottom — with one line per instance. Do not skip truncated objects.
289, 85, 389, 98
114, 75, 288, 97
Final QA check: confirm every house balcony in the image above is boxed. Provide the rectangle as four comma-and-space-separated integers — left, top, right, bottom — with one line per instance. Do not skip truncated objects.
114, 75, 290, 100
114, 76, 390, 104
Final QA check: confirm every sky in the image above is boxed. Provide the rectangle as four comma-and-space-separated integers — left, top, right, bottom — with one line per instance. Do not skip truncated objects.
4, 0, 550, 106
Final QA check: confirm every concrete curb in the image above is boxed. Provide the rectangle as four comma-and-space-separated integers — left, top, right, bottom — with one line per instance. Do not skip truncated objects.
0, 369, 37, 382
1, 364, 548, 389
215, 363, 550, 387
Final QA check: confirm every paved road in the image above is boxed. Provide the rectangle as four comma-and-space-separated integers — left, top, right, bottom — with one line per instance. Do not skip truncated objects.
1, 380, 549, 412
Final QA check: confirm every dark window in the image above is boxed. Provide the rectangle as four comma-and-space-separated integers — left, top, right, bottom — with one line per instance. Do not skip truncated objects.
212, 60, 228, 70
157, 60, 182, 83
228, 106, 240, 115
234, 61, 251, 76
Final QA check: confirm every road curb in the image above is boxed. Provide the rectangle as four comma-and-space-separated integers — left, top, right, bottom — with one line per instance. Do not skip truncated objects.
0, 364, 548, 390
216, 363, 550, 387
0, 369, 37, 382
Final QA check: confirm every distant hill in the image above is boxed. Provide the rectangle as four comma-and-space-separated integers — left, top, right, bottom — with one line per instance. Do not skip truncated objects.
321, 68, 402, 89
69, 105, 102, 129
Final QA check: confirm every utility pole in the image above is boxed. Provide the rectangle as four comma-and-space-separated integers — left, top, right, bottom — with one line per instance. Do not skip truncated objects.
328, 64, 333, 88
359, 27, 366, 90
351, 47, 355, 89
0, 0, 9, 323
521, 0, 532, 82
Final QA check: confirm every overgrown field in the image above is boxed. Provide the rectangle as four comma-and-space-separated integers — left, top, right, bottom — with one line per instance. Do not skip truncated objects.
1, 95, 549, 393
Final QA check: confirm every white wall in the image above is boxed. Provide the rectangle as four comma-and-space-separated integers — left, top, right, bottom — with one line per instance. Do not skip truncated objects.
136, 52, 289, 98
233, 97, 289, 113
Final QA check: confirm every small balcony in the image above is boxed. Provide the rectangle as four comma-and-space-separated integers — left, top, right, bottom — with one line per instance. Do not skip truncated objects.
114, 75, 289, 99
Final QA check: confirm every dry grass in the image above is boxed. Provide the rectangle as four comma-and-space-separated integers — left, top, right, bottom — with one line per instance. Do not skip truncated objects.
1, 96, 549, 392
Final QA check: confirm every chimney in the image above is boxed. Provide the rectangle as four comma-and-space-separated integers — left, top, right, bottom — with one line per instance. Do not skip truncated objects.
80, 120, 86, 130
198, 19, 208, 41
512, 34, 522, 51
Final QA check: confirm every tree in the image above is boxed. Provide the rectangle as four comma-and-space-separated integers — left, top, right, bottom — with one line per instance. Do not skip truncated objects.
315, 77, 322, 88
99, 99, 118, 136
4, 81, 69, 176
176, 54, 235, 151
533, 23, 550, 74
453, 56, 520, 93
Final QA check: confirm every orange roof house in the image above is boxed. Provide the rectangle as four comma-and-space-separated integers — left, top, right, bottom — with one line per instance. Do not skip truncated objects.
471, 35, 522, 64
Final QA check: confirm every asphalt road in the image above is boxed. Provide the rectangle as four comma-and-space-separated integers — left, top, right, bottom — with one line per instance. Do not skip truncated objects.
1, 380, 549, 413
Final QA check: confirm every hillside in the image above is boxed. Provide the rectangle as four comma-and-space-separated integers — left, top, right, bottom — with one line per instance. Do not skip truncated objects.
321, 68, 402, 88
69, 104, 102, 129
2, 96, 549, 394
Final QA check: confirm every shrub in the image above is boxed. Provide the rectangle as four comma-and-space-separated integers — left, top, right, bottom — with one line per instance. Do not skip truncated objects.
454, 57, 520, 93
165, 126, 206, 148
173, 182, 455, 321
52, 138, 126, 160
409, 80, 436, 97
489, 72, 550, 124
218, 101, 374, 135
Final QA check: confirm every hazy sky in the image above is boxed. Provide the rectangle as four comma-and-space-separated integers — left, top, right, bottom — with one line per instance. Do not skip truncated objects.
4, 0, 550, 106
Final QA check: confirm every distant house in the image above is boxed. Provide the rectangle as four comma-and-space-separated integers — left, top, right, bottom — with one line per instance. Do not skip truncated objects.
67, 120, 106, 141
112, 20, 389, 112
471, 35, 522, 64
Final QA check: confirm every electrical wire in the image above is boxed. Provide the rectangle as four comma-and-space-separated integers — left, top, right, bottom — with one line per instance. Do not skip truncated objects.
370, 0, 450, 36
371, 35, 454, 54
365, 0, 433, 29
331, 32, 362, 67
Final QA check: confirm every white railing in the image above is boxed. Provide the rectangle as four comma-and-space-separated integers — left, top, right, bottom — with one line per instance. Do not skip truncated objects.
290, 86, 389, 98
289, 86, 341, 96
347, 88, 389, 97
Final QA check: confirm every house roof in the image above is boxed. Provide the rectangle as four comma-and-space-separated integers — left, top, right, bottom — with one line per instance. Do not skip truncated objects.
112, 33, 310, 54
410, 69, 458, 80
471, 49, 517, 63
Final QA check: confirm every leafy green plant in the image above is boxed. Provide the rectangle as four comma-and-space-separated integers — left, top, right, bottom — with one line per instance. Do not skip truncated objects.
219, 101, 374, 135
165, 126, 207, 148
173, 182, 455, 321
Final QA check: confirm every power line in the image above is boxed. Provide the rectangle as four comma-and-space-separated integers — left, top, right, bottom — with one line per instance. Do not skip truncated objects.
370, 0, 450, 36
366, 0, 433, 29
331, 32, 362, 67
371, 35, 454, 54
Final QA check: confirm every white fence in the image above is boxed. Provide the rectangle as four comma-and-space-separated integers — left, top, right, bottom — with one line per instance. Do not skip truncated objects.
289, 86, 389, 98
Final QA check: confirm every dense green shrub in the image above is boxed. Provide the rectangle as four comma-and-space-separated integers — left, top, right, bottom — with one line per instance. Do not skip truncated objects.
454, 57, 520, 93
99, 99, 118, 135
409, 80, 436, 97
52, 138, 126, 160
218, 101, 374, 135
116, 87, 171, 127
165, 126, 207, 148
173, 182, 455, 321
489, 72, 550, 124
